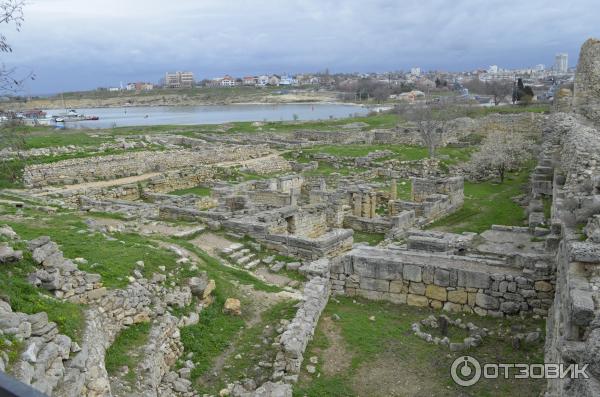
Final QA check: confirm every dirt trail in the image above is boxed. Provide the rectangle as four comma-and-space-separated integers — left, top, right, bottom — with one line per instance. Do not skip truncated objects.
316, 316, 352, 376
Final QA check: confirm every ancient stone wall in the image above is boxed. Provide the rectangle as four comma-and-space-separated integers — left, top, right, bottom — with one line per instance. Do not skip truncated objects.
273, 272, 330, 381
330, 246, 554, 316
542, 112, 600, 396
23, 146, 269, 187
573, 38, 600, 125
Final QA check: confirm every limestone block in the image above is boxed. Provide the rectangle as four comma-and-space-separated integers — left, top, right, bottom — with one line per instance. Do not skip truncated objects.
359, 277, 389, 292
425, 285, 447, 301
443, 302, 462, 313
433, 268, 450, 287
534, 280, 553, 292
457, 269, 490, 289
448, 289, 468, 304
430, 300, 443, 310
389, 280, 408, 294
403, 264, 422, 282
386, 293, 407, 304
475, 293, 499, 310
223, 298, 242, 316
571, 289, 595, 326
407, 294, 429, 307
409, 282, 426, 295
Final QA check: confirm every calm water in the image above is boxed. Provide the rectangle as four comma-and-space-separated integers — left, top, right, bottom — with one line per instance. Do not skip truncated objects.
45, 103, 368, 129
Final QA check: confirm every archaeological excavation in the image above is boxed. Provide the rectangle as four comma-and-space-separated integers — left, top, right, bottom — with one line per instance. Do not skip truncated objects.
2, 7, 600, 395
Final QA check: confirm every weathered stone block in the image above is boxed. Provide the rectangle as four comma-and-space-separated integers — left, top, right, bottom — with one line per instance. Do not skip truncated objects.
534, 280, 553, 292
457, 270, 490, 289
359, 277, 389, 292
425, 285, 447, 301
402, 264, 422, 283
389, 280, 407, 294
448, 289, 468, 304
475, 293, 499, 310
433, 269, 450, 287
407, 294, 429, 307
409, 282, 425, 295
443, 302, 462, 312
430, 300, 443, 310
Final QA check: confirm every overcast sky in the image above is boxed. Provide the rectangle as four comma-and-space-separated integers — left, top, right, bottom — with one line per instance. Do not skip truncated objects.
2, 0, 598, 95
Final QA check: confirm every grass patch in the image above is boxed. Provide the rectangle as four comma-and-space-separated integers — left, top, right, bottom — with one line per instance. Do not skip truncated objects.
428, 165, 533, 233
209, 300, 298, 393
295, 296, 545, 397
542, 196, 552, 219
0, 251, 85, 342
161, 238, 281, 294
179, 293, 245, 383
298, 144, 471, 163
105, 321, 152, 382
352, 231, 385, 246
3, 210, 178, 288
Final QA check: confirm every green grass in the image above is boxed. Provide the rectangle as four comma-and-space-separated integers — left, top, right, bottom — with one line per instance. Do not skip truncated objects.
396, 179, 412, 200
296, 144, 472, 165
3, 211, 179, 288
209, 300, 298, 393
105, 321, 152, 382
542, 196, 552, 219
295, 296, 546, 397
0, 336, 23, 371
169, 186, 212, 196
165, 238, 281, 294
179, 292, 245, 383
462, 104, 550, 118
23, 132, 107, 149
352, 231, 385, 246
0, 249, 85, 342
428, 165, 533, 234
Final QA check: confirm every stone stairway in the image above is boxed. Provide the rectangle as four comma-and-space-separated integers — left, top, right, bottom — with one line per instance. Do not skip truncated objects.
220, 242, 263, 270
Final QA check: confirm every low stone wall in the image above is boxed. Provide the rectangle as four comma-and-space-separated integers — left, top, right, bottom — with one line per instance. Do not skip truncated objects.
0, 230, 198, 396
80, 196, 159, 219
264, 229, 354, 260
273, 273, 330, 381
23, 146, 269, 187
331, 247, 554, 316
28, 236, 107, 303
0, 301, 77, 395
343, 215, 392, 234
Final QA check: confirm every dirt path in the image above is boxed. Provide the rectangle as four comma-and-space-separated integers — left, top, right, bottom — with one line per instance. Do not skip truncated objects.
351, 347, 445, 397
190, 232, 232, 256
317, 316, 352, 376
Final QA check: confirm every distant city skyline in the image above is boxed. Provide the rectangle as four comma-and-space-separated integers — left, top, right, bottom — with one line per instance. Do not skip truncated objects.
2, 0, 597, 95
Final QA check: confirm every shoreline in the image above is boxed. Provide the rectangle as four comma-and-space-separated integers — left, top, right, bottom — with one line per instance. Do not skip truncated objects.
32, 100, 371, 111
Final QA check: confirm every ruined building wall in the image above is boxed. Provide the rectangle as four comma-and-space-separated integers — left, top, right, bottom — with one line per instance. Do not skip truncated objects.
573, 38, 600, 125
543, 112, 600, 396
330, 247, 553, 317
23, 145, 271, 187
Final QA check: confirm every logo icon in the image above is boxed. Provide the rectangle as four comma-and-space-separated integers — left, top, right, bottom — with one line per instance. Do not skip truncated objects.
451, 355, 482, 386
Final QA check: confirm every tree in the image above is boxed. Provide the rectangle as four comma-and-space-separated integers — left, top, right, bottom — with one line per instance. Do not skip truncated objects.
512, 78, 534, 105
0, 1, 28, 187
488, 80, 512, 106
469, 131, 533, 183
402, 102, 459, 158
0, 1, 30, 93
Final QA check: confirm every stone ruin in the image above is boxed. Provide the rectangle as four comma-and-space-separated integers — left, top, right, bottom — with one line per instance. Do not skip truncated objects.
3, 36, 600, 397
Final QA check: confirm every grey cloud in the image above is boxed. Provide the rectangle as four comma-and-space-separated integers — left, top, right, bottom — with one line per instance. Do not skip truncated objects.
1, 0, 598, 93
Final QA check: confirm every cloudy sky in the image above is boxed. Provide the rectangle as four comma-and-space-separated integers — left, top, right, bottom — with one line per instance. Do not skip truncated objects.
2, 0, 598, 94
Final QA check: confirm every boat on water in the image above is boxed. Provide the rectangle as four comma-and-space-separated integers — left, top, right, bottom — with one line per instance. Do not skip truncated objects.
52, 109, 99, 122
